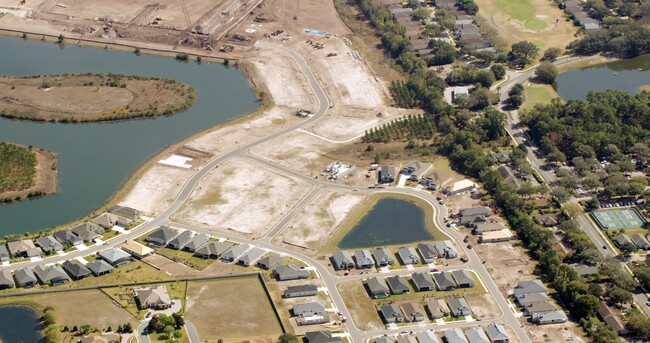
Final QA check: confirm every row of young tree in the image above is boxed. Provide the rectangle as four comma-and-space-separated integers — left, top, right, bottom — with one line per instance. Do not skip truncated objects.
362, 114, 437, 143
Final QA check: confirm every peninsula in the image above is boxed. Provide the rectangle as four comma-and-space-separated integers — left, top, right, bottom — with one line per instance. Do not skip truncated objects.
0, 141, 57, 204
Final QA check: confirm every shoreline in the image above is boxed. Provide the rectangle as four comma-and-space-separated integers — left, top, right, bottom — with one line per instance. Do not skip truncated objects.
0, 144, 57, 206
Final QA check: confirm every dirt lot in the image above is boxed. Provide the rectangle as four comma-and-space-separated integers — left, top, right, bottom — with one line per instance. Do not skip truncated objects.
337, 280, 384, 331
119, 163, 194, 214
173, 157, 313, 238
185, 276, 283, 342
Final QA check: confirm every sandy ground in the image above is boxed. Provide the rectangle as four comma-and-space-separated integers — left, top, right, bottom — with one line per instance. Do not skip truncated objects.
119, 163, 191, 214
275, 189, 366, 252
172, 157, 313, 238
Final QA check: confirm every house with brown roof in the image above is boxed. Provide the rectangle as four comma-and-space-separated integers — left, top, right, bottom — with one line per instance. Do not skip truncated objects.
134, 285, 172, 310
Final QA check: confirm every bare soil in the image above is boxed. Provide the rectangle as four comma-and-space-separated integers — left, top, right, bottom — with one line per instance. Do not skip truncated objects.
337, 280, 384, 331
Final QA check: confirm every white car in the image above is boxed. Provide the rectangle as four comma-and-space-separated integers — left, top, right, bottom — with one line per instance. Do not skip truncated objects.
352, 188, 359, 191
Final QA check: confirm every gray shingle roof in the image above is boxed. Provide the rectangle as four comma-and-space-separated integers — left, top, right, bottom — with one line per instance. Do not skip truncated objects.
386, 275, 410, 294
98, 248, 132, 264
34, 265, 70, 285
513, 279, 547, 296
13, 268, 37, 286
86, 260, 115, 275
146, 226, 179, 246
445, 328, 468, 343
275, 264, 310, 280
459, 207, 491, 217
465, 327, 490, 343
412, 272, 436, 290
293, 301, 325, 316
451, 270, 474, 287
305, 331, 342, 343
62, 260, 92, 279
485, 323, 509, 342
221, 244, 250, 262
183, 233, 209, 252
238, 247, 266, 266
257, 253, 284, 269
432, 272, 456, 290
397, 247, 421, 265
416, 331, 440, 343
195, 241, 233, 258
34, 236, 63, 253
53, 230, 83, 246
0, 270, 15, 288
372, 248, 395, 266
366, 277, 390, 296
167, 230, 193, 249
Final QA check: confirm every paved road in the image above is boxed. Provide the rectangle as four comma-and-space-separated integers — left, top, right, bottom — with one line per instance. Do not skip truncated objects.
137, 321, 151, 343
185, 320, 200, 343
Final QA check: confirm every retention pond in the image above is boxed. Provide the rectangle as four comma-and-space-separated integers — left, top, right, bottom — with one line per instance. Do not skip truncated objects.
0, 305, 44, 343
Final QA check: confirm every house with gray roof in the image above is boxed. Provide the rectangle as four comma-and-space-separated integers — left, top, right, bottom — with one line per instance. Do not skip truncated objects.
401, 302, 426, 322
397, 335, 417, 343
355, 250, 374, 269
238, 247, 266, 266
53, 230, 83, 247
98, 248, 132, 266
284, 284, 319, 298
257, 253, 284, 270
444, 328, 469, 343
376, 336, 396, 343
91, 212, 132, 229
569, 263, 599, 277
426, 299, 450, 319
183, 233, 209, 252
432, 272, 457, 291
486, 323, 510, 343
448, 297, 471, 317
194, 241, 233, 259
146, 226, 178, 247
465, 327, 490, 343
416, 331, 441, 343
513, 280, 546, 296
167, 230, 193, 250
523, 301, 557, 316
34, 265, 70, 286
7, 239, 41, 258
62, 260, 92, 280
514, 292, 548, 307
380, 304, 404, 323
459, 207, 491, 218
221, 243, 250, 262
614, 233, 633, 248
108, 205, 140, 220
275, 264, 310, 281
305, 331, 342, 343
366, 277, 390, 298
473, 222, 505, 235
402, 161, 432, 181
372, 248, 395, 267
380, 165, 396, 183
0, 245, 8, 262
422, 171, 452, 190
331, 251, 355, 270
35, 235, 63, 254
417, 243, 438, 263
86, 260, 114, 276
632, 233, 650, 250
397, 247, 421, 265
13, 268, 37, 288
0, 270, 15, 289
71, 222, 104, 243
531, 310, 567, 325
386, 275, 410, 294
293, 302, 329, 325
451, 270, 475, 288
488, 150, 512, 164
412, 272, 436, 291
434, 240, 458, 259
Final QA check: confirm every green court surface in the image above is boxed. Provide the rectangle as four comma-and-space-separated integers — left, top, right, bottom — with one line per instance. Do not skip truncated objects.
592, 208, 647, 231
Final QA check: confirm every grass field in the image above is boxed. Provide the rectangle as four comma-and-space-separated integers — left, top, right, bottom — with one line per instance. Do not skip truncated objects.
155, 246, 217, 270
337, 281, 384, 331
185, 276, 283, 342
0, 142, 36, 193
494, 0, 546, 29
522, 84, 558, 111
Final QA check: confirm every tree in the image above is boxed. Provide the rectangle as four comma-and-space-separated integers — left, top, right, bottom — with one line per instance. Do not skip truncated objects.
41, 310, 57, 326
490, 64, 506, 79
542, 47, 562, 61
412, 7, 431, 20
535, 61, 558, 84
123, 323, 133, 333
44, 325, 61, 343
172, 312, 185, 328
279, 333, 300, 343
627, 311, 650, 341
427, 40, 455, 66
551, 187, 571, 202
148, 314, 166, 333
510, 41, 539, 66
460, 0, 479, 15
475, 70, 496, 88
606, 285, 633, 306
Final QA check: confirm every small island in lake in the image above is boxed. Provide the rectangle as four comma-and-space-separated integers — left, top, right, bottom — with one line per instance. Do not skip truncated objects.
0, 141, 57, 204
0, 73, 196, 122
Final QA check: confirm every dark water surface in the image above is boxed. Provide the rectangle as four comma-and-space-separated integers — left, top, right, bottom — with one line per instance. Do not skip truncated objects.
0, 305, 44, 342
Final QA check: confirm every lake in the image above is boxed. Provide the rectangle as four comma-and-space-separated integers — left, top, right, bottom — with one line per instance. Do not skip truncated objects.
556, 54, 650, 100
0, 305, 44, 343
0, 36, 258, 235
337, 198, 434, 249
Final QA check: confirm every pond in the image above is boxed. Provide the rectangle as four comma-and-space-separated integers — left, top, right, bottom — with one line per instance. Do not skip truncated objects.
0, 36, 258, 236
337, 198, 435, 249
0, 305, 44, 343
556, 54, 650, 100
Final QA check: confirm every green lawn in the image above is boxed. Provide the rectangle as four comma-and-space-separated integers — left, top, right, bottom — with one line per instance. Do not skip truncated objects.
522, 85, 556, 111
494, 0, 547, 29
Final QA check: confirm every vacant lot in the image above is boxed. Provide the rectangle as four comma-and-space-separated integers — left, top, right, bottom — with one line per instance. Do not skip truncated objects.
185, 276, 283, 342
337, 280, 384, 331
522, 84, 557, 111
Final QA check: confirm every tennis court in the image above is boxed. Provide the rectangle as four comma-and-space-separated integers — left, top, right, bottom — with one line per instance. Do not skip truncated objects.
592, 208, 646, 231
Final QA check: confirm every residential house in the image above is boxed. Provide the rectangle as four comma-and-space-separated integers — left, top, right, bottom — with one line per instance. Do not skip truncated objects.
386, 275, 410, 294
91, 212, 132, 229
426, 299, 450, 319
412, 272, 436, 291
436, 0, 458, 10
13, 268, 37, 288
331, 251, 355, 270
472, 222, 505, 235
372, 248, 395, 267
416, 331, 440, 343
432, 272, 457, 291
417, 243, 438, 263
238, 247, 266, 266
293, 302, 329, 325
396, 334, 418, 343
62, 260, 92, 280
497, 165, 523, 189
376, 337, 396, 343
448, 297, 471, 317
355, 250, 374, 269
422, 171, 452, 190
446, 179, 476, 195
305, 331, 342, 343
34, 265, 70, 286
0, 245, 9, 262
183, 233, 209, 252
366, 277, 390, 298
71, 222, 104, 243
135, 285, 172, 310
221, 243, 250, 262
598, 302, 628, 335
459, 207, 491, 226
121, 240, 154, 259
533, 214, 562, 227
488, 150, 512, 164
274, 264, 310, 281
513, 280, 547, 296
7, 239, 41, 258
434, 240, 458, 259
444, 328, 469, 343
479, 229, 513, 243
145, 226, 178, 247
569, 263, 599, 277
485, 323, 510, 343
284, 284, 319, 298
465, 327, 490, 343
167, 230, 193, 250
380, 166, 396, 183
98, 248, 133, 266
53, 230, 83, 247
632, 233, 650, 250
523, 301, 557, 316
531, 310, 567, 325
397, 247, 421, 265
514, 292, 549, 307
402, 161, 432, 181
0, 270, 15, 289
108, 205, 140, 220
86, 260, 114, 276
451, 270, 475, 288
257, 253, 284, 270
401, 302, 426, 322
194, 241, 233, 259
614, 234, 633, 248
380, 304, 404, 323
34, 235, 63, 254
